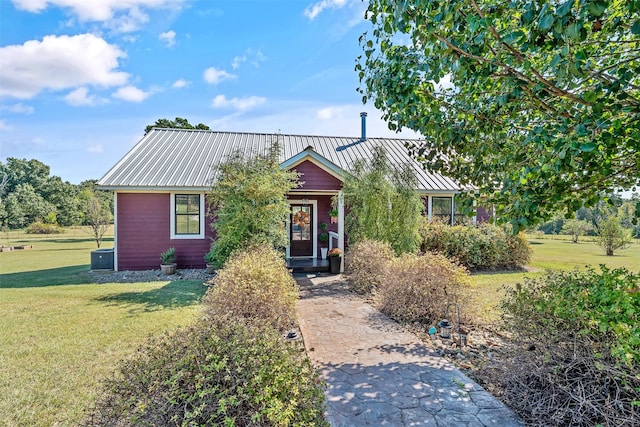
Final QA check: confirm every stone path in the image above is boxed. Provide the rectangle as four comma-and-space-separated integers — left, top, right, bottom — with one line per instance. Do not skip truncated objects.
294, 273, 523, 426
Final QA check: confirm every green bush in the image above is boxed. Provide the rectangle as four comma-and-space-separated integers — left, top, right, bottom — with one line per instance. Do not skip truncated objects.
85, 314, 327, 426
493, 267, 640, 425
25, 221, 63, 234
345, 239, 394, 294
375, 252, 471, 325
420, 222, 531, 270
203, 245, 298, 327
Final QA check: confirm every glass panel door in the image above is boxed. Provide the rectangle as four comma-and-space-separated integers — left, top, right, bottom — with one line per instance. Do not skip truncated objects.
290, 205, 313, 256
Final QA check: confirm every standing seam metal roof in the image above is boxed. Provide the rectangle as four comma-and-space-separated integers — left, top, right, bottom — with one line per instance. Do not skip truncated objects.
97, 128, 462, 192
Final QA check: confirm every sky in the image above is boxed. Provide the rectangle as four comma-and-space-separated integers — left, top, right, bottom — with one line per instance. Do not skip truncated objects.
0, 0, 418, 184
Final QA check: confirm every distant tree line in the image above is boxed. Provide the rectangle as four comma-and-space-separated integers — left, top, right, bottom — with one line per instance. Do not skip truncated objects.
536, 194, 640, 239
0, 158, 113, 230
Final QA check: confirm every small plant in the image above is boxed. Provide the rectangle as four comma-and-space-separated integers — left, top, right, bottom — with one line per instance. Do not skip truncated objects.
319, 221, 328, 230
328, 209, 339, 218
204, 247, 215, 265
327, 248, 342, 257
319, 232, 329, 243
160, 247, 176, 265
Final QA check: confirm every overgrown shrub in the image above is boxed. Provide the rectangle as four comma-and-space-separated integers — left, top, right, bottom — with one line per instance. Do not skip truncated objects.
491, 267, 640, 426
85, 314, 327, 426
25, 221, 63, 234
375, 252, 471, 325
345, 239, 394, 294
420, 222, 531, 270
203, 245, 298, 327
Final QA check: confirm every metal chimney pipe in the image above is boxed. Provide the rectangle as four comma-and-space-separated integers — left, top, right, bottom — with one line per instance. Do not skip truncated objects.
360, 112, 367, 141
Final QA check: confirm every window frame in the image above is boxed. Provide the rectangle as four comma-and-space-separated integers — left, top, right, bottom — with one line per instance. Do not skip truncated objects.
432, 196, 453, 224
170, 192, 205, 239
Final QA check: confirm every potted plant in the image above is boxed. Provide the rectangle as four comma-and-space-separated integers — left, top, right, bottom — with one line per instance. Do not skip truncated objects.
329, 209, 339, 224
327, 247, 342, 274
204, 248, 216, 274
160, 247, 176, 275
319, 232, 329, 259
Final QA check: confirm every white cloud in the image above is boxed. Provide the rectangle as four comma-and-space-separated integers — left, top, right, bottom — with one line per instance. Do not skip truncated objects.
317, 106, 346, 120
231, 48, 267, 69
86, 144, 104, 153
12, 0, 186, 32
159, 30, 176, 47
211, 95, 266, 111
304, 0, 348, 20
0, 34, 128, 99
203, 67, 236, 85
172, 78, 190, 89
0, 119, 13, 131
3, 103, 34, 114
112, 85, 150, 102
64, 86, 106, 106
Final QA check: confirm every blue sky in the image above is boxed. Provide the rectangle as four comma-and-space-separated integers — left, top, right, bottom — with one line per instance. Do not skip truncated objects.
0, 0, 417, 184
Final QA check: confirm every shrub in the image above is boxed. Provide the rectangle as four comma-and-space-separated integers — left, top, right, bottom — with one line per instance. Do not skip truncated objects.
420, 222, 531, 270
203, 245, 298, 327
595, 215, 632, 256
375, 252, 471, 325
25, 221, 63, 234
85, 314, 327, 426
560, 219, 592, 243
492, 267, 640, 426
345, 239, 394, 294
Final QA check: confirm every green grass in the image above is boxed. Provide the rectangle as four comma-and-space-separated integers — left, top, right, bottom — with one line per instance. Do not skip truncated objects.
467, 235, 640, 322
0, 228, 207, 426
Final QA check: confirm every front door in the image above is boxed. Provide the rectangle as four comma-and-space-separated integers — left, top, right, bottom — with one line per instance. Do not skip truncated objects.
290, 205, 313, 257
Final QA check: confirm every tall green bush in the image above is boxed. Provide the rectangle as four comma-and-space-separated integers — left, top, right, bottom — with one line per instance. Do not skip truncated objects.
203, 245, 298, 327
420, 222, 531, 270
208, 144, 299, 268
342, 145, 422, 255
85, 314, 327, 427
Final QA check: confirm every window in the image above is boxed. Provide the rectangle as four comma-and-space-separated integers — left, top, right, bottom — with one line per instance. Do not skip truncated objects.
432, 197, 453, 224
171, 194, 204, 239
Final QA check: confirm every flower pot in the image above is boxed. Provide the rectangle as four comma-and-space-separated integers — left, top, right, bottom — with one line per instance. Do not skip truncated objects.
320, 247, 328, 259
161, 263, 177, 275
329, 256, 342, 274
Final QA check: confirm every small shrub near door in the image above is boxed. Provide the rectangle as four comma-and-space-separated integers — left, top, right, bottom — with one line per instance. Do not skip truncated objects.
85, 314, 327, 426
203, 244, 298, 327
345, 239, 394, 294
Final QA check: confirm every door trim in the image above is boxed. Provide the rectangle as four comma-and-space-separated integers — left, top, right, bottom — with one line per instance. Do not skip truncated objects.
286, 199, 317, 259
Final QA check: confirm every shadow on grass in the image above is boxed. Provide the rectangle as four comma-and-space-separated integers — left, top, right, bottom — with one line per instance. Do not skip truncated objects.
0, 265, 90, 288
95, 280, 207, 312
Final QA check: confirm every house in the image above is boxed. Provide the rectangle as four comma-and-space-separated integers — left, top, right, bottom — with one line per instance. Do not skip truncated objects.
97, 113, 465, 271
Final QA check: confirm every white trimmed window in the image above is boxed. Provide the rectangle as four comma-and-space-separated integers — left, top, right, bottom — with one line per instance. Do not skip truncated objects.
170, 193, 205, 239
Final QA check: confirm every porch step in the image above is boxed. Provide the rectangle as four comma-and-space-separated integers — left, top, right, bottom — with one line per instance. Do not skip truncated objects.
287, 259, 330, 273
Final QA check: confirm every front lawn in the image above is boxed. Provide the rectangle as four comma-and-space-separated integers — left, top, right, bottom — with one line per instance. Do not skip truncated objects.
0, 228, 206, 426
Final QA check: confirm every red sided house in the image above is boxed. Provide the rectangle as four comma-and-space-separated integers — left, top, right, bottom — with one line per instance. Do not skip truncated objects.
97, 115, 467, 272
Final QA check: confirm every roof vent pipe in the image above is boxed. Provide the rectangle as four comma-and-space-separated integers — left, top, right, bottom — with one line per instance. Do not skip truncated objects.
360, 112, 367, 141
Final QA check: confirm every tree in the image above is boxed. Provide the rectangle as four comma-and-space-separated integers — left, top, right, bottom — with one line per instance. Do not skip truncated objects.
342, 145, 423, 254
208, 143, 299, 268
561, 219, 592, 243
595, 215, 632, 256
4, 183, 56, 228
144, 117, 210, 135
85, 191, 112, 248
358, 1, 640, 231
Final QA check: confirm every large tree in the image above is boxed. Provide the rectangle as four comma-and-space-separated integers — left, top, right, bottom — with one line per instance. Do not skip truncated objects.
357, 0, 640, 230
144, 117, 210, 134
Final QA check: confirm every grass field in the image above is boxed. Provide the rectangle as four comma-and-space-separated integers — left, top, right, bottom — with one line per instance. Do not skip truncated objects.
467, 235, 640, 321
0, 228, 206, 426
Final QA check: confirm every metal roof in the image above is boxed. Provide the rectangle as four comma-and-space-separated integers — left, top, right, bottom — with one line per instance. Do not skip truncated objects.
97, 128, 462, 192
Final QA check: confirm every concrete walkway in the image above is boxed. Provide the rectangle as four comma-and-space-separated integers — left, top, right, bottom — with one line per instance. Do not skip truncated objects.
295, 273, 523, 426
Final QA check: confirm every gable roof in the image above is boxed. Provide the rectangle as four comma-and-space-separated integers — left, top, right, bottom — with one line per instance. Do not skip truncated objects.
97, 128, 462, 192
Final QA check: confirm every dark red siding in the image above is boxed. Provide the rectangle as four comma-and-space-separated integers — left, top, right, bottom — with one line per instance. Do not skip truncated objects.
116, 193, 214, 271
295, 160, 343, 191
